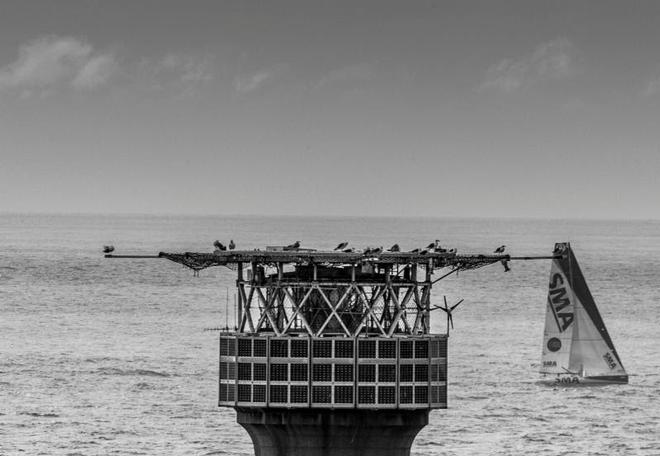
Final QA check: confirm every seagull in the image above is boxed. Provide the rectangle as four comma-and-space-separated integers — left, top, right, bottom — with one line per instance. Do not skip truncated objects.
494, 245, 506, 254
102, 245, 114, 254
363, 247, 373, 255
228, 240, 236, 250
343, 248, 354, 253
372, 246, 383, 255
426, 242, 436, 250
334, 242, 349, 251
410, 248, 420, 254
213, 240, 226, 251
284, 241, 301, 251
501, 259, 511, 272
388, 244, 400, 252
420, 249, 429, 255
448, 248, 457, 254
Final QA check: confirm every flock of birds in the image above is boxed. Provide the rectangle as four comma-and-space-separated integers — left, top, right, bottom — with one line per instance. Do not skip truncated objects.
209, 240, 507, 257
103, 241, 509, 271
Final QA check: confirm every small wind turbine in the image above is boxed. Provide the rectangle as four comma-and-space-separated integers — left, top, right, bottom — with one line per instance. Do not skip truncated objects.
432, 296, 464, 334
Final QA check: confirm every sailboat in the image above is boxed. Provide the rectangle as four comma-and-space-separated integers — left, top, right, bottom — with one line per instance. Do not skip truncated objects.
540, 242, 628, 384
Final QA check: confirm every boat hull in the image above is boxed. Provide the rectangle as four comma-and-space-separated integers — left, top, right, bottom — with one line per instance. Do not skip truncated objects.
541, 374, 629, 385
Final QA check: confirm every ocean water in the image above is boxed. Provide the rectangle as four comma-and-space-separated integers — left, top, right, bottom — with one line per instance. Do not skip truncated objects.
1, 214, 659, 455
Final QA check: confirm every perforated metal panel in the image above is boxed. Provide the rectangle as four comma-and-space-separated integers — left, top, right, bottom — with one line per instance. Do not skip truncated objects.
219, 334, 447, 409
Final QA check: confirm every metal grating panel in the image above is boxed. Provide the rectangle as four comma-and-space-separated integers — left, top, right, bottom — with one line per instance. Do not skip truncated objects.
358, 340, 376, 358
414, 386, 428, 404
253, 363, 267, 381
378, 340, 396, 358
378, 386, 396, 404
334, 386, 353, 404
312, 364, 332, 382
430, 339, 440, 358
270, 339, 288, 358
253, 338, 267, 357
270, 385, 288, 403
238, 384, 251, 402
290, 363, 308, 381
238, 363, 251, 380
400, 340, 413, 358
253, 385, 266, 403
400, 365, 413, 382
227, 338, 236, 356
378, 364, 396, 383
238, 338, 252, 357
219, 337, 229, 356
312, 340, 332, 358
335, 340, 354, 358
270, 363, 288, 381
358, 386, 376, 404
290, 385, 308, 403
312, 386, 331, 403
400, 385, 413, 404
415, 340, 429, 358
415, 364, 429, 382
439, 338, 447, 357
334, 364, 353, 382
291, 339, 308, 357
358, 364, 376, 382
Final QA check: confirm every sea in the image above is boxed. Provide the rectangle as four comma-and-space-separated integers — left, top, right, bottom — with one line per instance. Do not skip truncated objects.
1, 214, 659, 455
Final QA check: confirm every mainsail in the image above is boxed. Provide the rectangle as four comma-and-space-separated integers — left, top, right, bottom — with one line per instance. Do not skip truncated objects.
541, 243, 628, 383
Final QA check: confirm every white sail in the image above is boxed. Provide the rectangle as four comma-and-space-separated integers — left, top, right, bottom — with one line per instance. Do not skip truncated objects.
541, 243, 628, 384
540, 253, 575, 375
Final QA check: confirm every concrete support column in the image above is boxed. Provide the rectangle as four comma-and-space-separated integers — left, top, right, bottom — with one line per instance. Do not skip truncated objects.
236, 408, 429, 456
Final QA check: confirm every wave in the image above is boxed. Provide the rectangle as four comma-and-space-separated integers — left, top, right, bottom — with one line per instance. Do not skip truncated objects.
95, 367, 171, 377
18, 412, 59, 418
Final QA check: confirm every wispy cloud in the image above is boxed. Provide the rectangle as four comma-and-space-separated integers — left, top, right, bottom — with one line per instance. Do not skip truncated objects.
479, 38, 575, 92
315, 62, 376, 89
234, 70, 271, 94
645, 76, 660, 96
233, 64, 286, 94
136, 53, 215, 93
0, 36, 117, 94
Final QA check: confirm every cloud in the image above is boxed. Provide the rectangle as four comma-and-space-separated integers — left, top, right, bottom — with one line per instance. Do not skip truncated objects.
479, 38, 574, 92
0, 36, 116, 93
72, 54, 118, 89
234, 70, 271, 94
315, 62, 376, 89
233, 64, 286, 94
645, 77, 660, 96
136, 54, 214, 94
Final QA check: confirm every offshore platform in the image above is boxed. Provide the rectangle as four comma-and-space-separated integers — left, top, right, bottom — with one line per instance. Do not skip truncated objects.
107, 243, 525, 456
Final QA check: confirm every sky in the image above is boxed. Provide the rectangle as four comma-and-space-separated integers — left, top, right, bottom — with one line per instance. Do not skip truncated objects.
1, 0, 660, 219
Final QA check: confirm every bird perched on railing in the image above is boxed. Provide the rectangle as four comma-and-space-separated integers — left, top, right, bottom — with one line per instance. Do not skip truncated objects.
213, 240, 227, 251
228, 240, 236, 250
334, 241, 348, 251
102, 245, 115, 254
388, 243, 400, 252
494, 245, 506, 254
284, 241, 301, 251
